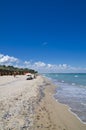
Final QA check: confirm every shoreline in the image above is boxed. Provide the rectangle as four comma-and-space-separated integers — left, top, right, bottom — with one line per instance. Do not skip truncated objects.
53, 97, 86, 125
0, 75, 86, 130
45, 76, 86, 125
31, 77, 86, 130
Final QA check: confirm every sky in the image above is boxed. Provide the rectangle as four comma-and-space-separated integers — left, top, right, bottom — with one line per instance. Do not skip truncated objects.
0, 0, 86, 73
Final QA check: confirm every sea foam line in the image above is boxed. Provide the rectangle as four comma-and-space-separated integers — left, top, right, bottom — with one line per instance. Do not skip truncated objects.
52, 95, 86, 125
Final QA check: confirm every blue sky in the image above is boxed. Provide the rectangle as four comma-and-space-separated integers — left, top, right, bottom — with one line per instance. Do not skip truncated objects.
0, 0, 86, 72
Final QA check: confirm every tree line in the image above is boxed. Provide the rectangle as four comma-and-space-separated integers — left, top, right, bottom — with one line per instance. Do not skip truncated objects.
0, 65, 38, 76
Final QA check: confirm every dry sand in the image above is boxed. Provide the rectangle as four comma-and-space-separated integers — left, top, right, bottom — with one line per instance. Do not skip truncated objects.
0, 75, 44, 130
0, 75, 86, 130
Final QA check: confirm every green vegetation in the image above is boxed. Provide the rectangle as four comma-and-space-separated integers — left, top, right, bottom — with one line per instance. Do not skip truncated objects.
0, 65, 38, 76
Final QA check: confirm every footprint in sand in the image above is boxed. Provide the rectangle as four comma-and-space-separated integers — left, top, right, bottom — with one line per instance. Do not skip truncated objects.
36, 115, 40, 120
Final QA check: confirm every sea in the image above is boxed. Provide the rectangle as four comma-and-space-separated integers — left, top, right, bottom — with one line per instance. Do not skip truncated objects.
42, 73, 86, 124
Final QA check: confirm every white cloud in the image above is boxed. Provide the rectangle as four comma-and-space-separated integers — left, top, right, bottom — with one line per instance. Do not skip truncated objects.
23, 61, 81, 73
47, 64, 53, 68
34, 62, 46, 67
0, 54, 19, 65
23, 60, 86, 73
58, 64, 70, 70
0, 53, 86, 73
24, 61, 30, 64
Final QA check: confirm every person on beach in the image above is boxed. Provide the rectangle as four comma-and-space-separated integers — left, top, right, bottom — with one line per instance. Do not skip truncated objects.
13, 72, 16, 77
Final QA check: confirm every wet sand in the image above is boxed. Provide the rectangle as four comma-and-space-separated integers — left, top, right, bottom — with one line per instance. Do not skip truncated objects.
0, 75, 86, 130
31, 78, 86, 130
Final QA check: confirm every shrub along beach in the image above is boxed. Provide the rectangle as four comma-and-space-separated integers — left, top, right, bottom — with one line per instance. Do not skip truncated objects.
0, 67, 86, 130
0, 65, 37, 76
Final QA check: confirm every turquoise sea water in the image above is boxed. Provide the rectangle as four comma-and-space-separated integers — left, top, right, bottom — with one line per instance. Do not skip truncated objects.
43, 73, 86, 124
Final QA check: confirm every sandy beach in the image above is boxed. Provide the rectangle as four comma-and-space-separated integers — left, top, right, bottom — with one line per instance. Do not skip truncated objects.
32, 78, 86, 130
0, 75, 44, 130
0, 75, 86, 130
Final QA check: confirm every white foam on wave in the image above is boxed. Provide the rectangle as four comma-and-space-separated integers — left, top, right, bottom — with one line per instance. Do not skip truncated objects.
74, 75, 78, 78
61, 80, 64, 83
53, 95, 86, 125
72, 83, 76, 85
81, 103, 86, 106
68, 108, 86, 125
